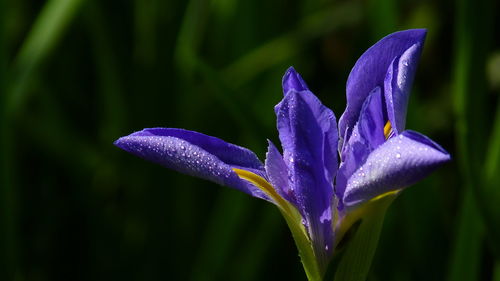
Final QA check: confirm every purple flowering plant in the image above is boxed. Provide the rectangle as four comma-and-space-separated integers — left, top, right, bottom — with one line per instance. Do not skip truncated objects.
115, 29, 450, 280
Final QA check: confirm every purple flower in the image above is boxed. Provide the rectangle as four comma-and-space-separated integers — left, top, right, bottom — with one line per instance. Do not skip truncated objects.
114, 29, 450, 279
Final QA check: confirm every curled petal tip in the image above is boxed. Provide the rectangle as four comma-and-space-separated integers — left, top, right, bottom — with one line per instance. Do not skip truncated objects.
339, 29, 428, 147
282, 66, 309, 95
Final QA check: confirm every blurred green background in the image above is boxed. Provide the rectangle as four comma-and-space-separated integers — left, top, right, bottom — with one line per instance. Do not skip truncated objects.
1, 0, 499, 280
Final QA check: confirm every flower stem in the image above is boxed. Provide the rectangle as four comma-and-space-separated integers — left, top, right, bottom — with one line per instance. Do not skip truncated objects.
281, 210, 323, 281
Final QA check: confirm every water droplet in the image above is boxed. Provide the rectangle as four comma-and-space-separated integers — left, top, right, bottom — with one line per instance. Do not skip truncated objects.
180, 145, 186, 150
396, 153, 401, 159
403, 60, 409, 66
325, 245, 329, 251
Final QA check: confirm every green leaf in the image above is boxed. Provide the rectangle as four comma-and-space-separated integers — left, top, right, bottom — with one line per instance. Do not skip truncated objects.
8, 0, 84, 115
482, 100, 500, 257
334, 195, 395, 281
449, 0, 494, 277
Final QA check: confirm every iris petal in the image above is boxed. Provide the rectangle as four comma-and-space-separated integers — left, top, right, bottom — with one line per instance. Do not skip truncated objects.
335, 123, 369, 205
282, 66, 309, 95
336, 87, 385, 203
384, 43, 424, 134
276, 89, 337, 259
265, 140, 297, 204
114, 128, 268, 200
126, 128, 264, 169
343, 130, 450, 206
338, 29, 427, 150
358, 87, 386, 150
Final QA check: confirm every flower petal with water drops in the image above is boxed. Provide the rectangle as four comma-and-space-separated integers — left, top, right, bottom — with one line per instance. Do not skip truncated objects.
114, 128, 269, 200
338, 29, 427, 150
276, 89, 337, 263
336, 87, 385, 204
384, 43, 425, 135
343, 130, 450, 207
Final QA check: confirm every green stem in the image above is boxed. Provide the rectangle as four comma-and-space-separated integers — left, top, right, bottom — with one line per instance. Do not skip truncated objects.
281, 210, 323, 281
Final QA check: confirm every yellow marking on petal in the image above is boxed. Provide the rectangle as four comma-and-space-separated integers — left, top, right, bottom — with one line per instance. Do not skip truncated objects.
383, 121, 393, 139
369, 189, 400, 202
232, 168, 293, 215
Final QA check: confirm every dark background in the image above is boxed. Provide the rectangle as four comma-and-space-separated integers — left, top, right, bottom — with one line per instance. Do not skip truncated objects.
1, 0, 499, 280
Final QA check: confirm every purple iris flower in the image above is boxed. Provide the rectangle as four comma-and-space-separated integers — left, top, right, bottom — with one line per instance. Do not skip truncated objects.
114, 29, 450, 278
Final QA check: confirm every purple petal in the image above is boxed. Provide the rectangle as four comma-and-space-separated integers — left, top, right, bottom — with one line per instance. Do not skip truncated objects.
127, 128, 264, 169
343, 130, 450, 206
276, 90, 337, 256
384, 43, 424, 134
338, 29, 427, 150
282, 66, 309, 95
358, 87, 386, 150
336, 87, 385, 204
114, 128, 268, 199
264, 140, 296, 204
335, 123, 370, 207
278, 68, 339, 186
